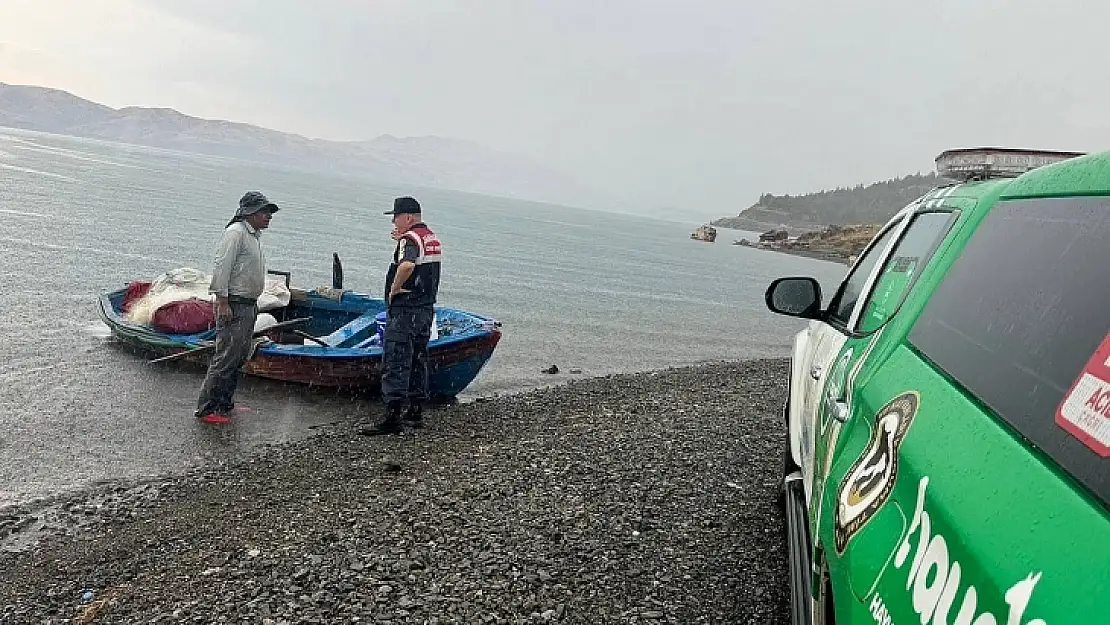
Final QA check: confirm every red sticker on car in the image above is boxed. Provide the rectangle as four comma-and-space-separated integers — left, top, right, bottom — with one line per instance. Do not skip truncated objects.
1056, 332, 1110, 457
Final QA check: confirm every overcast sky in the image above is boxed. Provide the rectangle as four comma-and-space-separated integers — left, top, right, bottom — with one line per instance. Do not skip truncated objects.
2, 0, 1108, 216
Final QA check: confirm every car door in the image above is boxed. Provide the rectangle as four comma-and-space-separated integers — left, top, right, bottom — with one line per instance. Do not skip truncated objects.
802, 184, 966, 509
813, 203, 965, 600
795, 216, 908, 504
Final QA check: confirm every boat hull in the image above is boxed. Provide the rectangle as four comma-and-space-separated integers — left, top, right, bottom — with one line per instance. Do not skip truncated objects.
98, 288, 501, 398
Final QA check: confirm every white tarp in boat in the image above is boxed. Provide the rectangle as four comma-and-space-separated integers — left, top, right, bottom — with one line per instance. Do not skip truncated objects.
127, 267, 291, 327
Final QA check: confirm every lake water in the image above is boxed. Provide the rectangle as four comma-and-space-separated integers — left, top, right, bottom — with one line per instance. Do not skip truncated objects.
0, 127, 847, 507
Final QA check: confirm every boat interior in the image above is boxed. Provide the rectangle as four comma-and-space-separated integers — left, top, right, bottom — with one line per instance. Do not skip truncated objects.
104, 255, 498, 351
106, 282, 494, 350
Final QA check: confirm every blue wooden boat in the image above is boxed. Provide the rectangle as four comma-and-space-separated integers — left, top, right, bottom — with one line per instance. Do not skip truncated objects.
97, 275, 502, 399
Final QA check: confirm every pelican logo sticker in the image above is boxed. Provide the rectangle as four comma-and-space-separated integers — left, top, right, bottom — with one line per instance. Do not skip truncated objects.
834, 391, 919, 554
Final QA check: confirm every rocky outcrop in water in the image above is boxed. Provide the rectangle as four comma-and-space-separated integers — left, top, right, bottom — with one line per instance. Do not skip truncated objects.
690, 225, 717, 242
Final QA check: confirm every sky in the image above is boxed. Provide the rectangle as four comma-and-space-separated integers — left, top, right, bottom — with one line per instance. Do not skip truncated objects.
2, 0, 1110, 217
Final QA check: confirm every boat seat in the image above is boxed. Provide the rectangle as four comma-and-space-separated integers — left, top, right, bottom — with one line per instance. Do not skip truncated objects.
351, 335, 383, 350
318, 313, 379, 348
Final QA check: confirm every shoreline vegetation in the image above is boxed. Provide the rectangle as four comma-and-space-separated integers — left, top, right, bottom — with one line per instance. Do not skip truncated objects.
707, 172, 943, 264
711, 172, 941, 235
1, 360, 793, 624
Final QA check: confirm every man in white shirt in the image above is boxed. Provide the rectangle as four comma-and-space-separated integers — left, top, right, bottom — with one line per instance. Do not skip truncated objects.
194, 191, 279, 424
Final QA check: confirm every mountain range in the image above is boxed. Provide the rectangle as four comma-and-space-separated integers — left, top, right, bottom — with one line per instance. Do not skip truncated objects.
0, 82, 606, 209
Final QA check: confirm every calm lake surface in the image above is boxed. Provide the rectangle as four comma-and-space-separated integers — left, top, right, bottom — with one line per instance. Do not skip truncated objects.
0, 127, 847, 506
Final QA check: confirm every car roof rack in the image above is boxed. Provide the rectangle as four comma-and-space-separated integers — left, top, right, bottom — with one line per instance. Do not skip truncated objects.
936, 147, 1086, 181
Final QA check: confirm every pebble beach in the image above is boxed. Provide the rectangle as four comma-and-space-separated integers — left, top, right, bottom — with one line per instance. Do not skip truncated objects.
0, 359, 791, 624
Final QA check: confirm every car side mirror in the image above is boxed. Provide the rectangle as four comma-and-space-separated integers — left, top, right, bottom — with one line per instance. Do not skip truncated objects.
765, 277, 823, 319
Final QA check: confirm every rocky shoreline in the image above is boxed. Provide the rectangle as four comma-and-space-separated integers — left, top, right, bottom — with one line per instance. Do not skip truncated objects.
737, 244, 852, 265
0, 360, 792, 624
733, 223, 881, 265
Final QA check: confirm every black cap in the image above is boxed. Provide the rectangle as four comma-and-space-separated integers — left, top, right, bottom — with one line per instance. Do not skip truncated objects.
384, 196, 421, 215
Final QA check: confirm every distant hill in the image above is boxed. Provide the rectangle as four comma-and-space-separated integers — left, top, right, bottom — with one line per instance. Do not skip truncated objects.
0, 82, 605, 208
712, 173, 943, 234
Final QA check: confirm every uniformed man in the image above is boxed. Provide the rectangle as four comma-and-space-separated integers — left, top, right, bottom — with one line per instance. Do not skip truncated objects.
360, 196, 442, 435
194, 191, 279, 424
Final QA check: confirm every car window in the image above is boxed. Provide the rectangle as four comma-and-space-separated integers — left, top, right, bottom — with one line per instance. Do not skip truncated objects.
856, 211, 955, 334
910, 196, 1110, 509
826, 220, 901, 328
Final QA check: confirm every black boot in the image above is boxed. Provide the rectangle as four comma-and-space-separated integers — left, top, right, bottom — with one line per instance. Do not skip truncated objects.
358, 402, 403, 436
403, 402, 424, 428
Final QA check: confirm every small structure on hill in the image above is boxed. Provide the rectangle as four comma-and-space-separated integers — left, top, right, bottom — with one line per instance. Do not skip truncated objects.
936, 147, 1085, 181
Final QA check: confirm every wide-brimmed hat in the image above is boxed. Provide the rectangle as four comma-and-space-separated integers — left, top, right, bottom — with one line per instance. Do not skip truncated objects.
235, 191, 279, 218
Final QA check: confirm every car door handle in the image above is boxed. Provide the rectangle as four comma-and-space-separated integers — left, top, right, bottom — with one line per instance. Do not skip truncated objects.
825, 397, 850, 423
810, 364, 824, 381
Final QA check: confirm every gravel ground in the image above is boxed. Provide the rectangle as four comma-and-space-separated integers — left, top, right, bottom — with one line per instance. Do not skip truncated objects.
0, 359, 791, 624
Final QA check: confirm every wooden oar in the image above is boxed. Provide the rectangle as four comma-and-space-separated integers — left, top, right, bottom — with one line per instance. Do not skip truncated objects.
294, 329, 330, 347
148, 316, 312, 364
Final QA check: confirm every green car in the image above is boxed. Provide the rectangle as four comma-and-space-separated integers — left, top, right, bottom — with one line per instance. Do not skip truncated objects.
765, 147, 1110, 625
